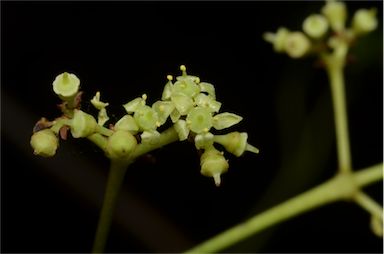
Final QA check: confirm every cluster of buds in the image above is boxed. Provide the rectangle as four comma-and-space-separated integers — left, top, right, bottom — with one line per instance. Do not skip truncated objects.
30, 66, 259, 186
263, 0, 378, 58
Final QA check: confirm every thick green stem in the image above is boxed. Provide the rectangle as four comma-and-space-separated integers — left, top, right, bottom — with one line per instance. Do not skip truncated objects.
184, 164, 383, 253
92, 160, 131, 253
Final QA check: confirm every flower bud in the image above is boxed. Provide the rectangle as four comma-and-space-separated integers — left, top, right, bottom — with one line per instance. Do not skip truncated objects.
321, 0, 347, 33
186, 106, 213, 134
200, 147, 229, 186
162, 76, 173, 100
195, 132, 214, 150
70, 109, 97, 138
106, 130, 137, 159
214, 132, 259, 157
263, 27, 290, 53
303, 14, 329, 39
352, 9, 377, 35
52, 72, 80, 100
284, 32, 311, 59
30, 129, 59, 157
174, 120, 190, 141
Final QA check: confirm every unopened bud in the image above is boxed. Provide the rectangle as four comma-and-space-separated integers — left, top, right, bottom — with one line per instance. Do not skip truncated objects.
30, 129, 59, 157
70, 109, 97, 138
321, 0, 347, 33
352, 9, 378, 35
200, 146, 229, 186
303, 14, 329, 39
106, 130, 137, 159
284, 32, 311, 59
214, 132, 259, 157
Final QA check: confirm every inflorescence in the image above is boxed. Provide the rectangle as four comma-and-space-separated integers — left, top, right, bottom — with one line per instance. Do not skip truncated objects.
31, 65, 259, 186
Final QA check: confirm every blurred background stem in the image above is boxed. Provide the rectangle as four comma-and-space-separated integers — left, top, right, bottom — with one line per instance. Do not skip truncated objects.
184, 163, 383, 253
323, 46, 352, 174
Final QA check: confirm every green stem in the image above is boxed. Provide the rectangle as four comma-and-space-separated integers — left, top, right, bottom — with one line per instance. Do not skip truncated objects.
131, 126, 179, 158
184, 164, 383, 253
92, 160, 131, 253
353, 191, 383, 219
91, 126, 179, 253
324, 49, 352, 173
87, 133, 108, 151
96, 125, 114, 137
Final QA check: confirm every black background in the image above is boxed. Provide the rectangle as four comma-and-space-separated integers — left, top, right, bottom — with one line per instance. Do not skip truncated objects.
2, 1, 383, 253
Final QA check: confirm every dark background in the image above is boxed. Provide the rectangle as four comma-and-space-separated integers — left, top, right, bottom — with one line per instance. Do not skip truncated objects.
2, 1, 383, 253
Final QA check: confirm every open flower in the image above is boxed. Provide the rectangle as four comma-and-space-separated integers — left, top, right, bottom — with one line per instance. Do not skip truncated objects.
52, 72, 80, 100
186, 106, 213, 134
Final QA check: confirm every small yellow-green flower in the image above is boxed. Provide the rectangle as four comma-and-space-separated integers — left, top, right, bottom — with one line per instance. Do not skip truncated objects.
284, 32, 311, 59
352, 8, 378, 35
91, 91, 110, 126
321, 0, 347, 33
52, 72, 80, 99
214, 132, 259, 157
200, 146, 229, 186
70, 109, 97, 138
186, 106, 213, 134
30, 129, 59, 157
134, 105, 159, 131
263, 27, 290, 53
106, 130, 137, 159
303, 14, 329, 39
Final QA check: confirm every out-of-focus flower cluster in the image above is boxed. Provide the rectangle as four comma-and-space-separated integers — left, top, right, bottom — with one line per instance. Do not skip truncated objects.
264, 0, 378, 59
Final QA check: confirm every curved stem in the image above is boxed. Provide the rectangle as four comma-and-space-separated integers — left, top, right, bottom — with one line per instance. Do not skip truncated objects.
184, 164, 383, 253
87, 133, 108, 151
96, 125, 114, 137
92, 160, 131, 253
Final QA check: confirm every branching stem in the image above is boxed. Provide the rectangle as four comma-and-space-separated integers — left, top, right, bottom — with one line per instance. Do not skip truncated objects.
91, 126, 179, 253
184, 164, 383, 253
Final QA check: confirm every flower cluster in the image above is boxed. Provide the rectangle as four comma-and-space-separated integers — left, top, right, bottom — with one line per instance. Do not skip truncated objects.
119, 65, 259, 186
30, 66, 259, 186
263, 0, 378, 59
